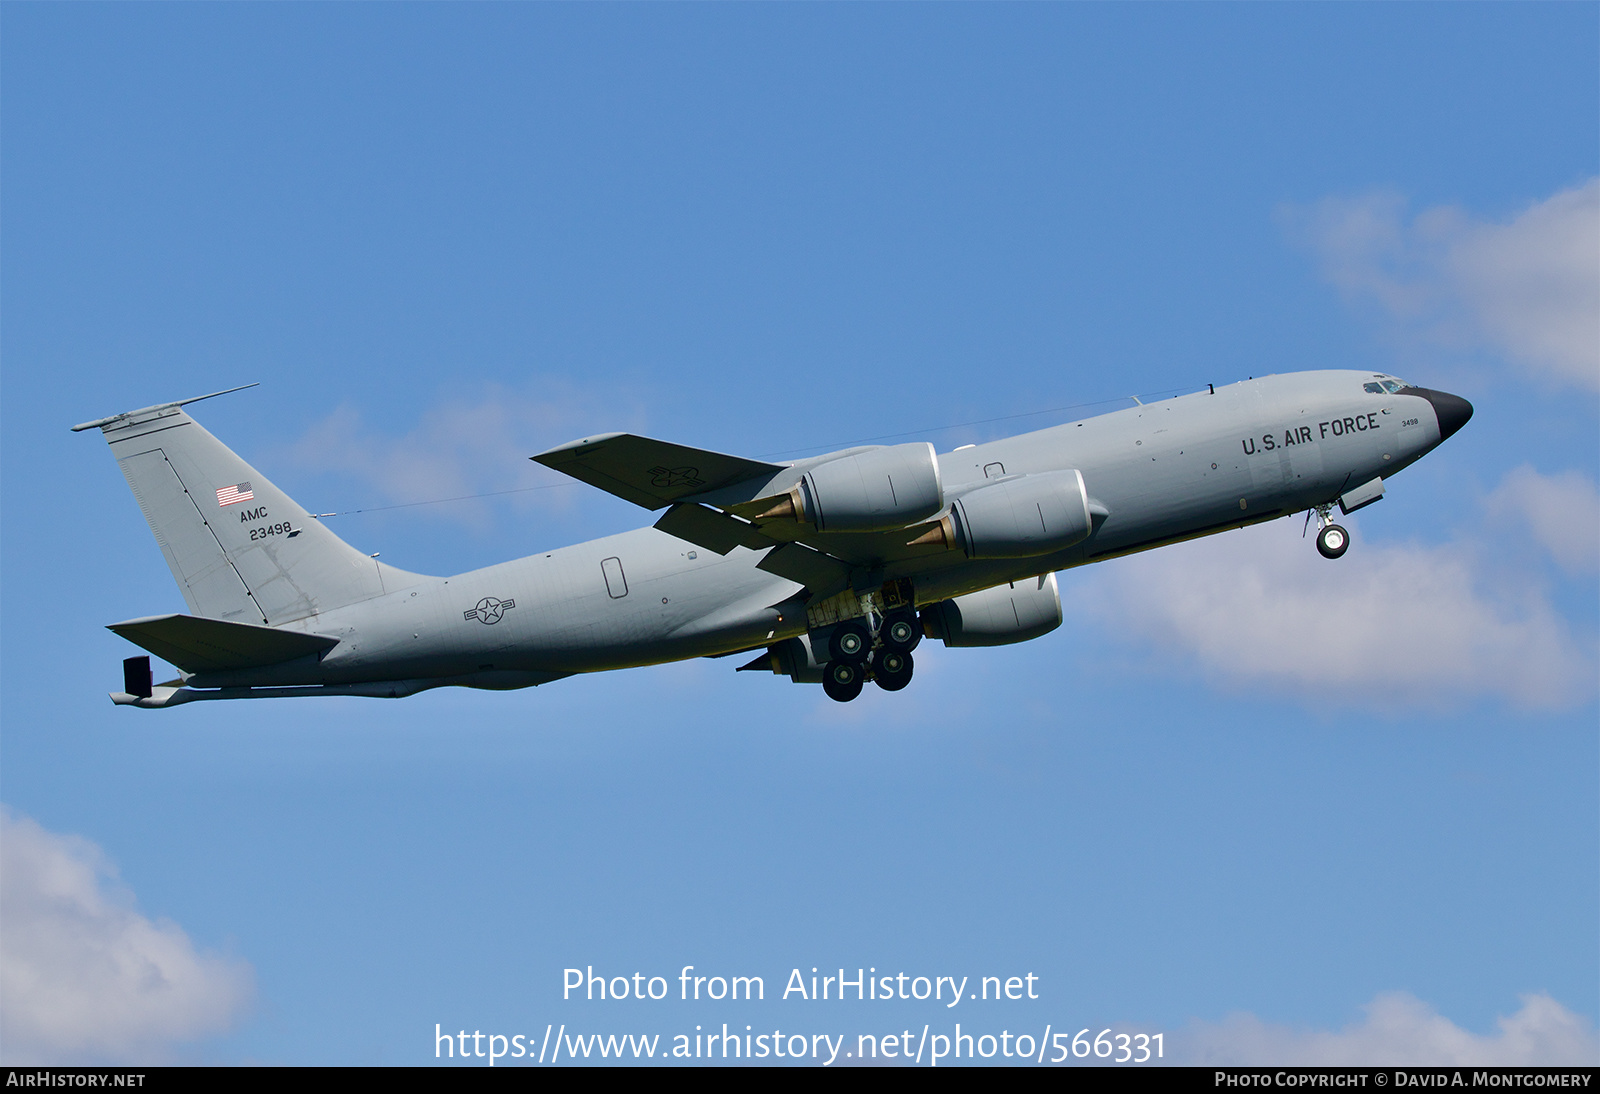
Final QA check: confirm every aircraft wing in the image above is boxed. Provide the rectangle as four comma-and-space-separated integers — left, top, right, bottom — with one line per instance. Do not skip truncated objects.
532, 433, 786, 510
108, 614, 339, 673
535, 432, 964, 599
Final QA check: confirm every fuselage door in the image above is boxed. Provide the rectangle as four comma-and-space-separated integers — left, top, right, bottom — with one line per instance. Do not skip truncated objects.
601, 556, 629, 599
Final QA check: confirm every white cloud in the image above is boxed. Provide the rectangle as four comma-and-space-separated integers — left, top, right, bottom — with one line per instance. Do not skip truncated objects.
1177, 991, 1598, 1066
282, 381, 645, 528
0, 807, 253, 1063
1288, 179, 1600, 390
1485, 465, 1600, 577
1070, 495, 1595, 710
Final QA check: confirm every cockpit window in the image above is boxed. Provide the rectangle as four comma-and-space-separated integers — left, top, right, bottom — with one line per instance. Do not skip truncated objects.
1363, 382, 1384, 394
1364, 379, 1409, 394
1381, 380, 1405, 393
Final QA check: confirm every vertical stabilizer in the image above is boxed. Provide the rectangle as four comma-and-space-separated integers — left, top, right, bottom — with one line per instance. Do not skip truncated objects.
77, 396, 420, 625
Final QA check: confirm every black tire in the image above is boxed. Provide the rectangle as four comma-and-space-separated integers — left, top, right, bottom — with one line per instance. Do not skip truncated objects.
822, 660, 864, 702
881, 610, 922, 652
1316, 523, 1350, 559
872, 649, 914, 692
828, 621, 871, 664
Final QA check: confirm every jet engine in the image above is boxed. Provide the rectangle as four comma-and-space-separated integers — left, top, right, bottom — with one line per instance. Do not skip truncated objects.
921, 573, 1062, 647
911, 469, 1092, 559
757, 443, 944, 532
740, 632, 827, 683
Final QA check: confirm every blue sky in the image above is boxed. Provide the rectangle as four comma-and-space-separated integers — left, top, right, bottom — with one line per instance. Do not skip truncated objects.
2, 4, 1595, 1066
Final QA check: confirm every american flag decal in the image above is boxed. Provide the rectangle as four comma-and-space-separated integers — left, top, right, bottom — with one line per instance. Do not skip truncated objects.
216, 482, 254, 506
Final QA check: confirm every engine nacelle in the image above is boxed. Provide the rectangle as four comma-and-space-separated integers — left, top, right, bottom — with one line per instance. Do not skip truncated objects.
766, 633, 826, 683
922, 573, 1062, 647
760, 443, 944, 532
914, 469, 1092, 559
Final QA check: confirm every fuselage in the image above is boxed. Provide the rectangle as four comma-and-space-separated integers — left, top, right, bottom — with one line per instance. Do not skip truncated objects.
190, 370, 1460, 692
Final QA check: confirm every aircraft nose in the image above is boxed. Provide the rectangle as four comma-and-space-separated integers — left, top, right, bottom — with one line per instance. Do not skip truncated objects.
1409, 387, 1474, 442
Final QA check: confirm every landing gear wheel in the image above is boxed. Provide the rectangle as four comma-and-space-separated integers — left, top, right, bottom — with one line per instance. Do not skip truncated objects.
828, 621, 871, 664
1316, 523, 1350, 559
881, 610, 921, 652
872, 648, 914, 692
822, 660, 864, 702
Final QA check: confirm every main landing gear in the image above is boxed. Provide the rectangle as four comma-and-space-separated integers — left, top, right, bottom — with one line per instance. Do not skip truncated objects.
823, 659, 864, 702
872, 647, 914, 691
820, 607, 920, 702
1306, 504, 1349, 560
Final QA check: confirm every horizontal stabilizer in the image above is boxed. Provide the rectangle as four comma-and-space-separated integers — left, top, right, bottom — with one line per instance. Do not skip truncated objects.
532, 433, 783, 510
107, 614, 338, 673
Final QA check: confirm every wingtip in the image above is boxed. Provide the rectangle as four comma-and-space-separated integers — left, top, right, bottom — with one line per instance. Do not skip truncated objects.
530, 432, 629, 462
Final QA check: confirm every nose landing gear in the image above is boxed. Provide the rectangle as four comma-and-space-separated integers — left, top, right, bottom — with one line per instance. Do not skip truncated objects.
1306, 504, 1349, 559
1316, 523, 1349, 559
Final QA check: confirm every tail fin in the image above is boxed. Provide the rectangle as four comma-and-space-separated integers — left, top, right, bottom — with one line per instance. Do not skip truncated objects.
75, 390, 420, 625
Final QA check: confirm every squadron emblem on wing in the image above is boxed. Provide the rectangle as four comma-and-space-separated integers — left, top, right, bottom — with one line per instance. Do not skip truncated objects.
648, 465, 704, 489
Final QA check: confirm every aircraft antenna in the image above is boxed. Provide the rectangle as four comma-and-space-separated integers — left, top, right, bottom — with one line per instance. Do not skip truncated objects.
71, 383, 260, 432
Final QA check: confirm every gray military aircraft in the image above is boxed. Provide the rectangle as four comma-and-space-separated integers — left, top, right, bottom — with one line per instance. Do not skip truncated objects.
76, 370, 1471, 707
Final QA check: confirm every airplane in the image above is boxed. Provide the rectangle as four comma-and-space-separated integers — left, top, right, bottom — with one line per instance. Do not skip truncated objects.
74, 370, 1471, 708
